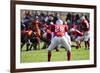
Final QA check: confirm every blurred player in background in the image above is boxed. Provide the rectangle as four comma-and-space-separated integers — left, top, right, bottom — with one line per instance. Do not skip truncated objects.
80, 16, 90, 49
70, 26, 83, 49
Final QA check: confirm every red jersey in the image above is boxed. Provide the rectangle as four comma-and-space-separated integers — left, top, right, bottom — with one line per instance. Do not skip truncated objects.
43, 24, 52, 40
50, 24, 68, 37
32, 19, 41, 37
81, 20, 90, 32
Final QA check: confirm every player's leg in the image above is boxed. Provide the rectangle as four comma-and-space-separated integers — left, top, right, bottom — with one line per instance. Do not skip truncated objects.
29, 37, 34, 50
84, 40, 90, 49
61, 36, 71, 61
29, 43, 33, 50
84, 31, 90, 49
84, 36, 87, 49
21, 36, 26, 51
67, 49, 71, 61
26, 39, 30, 51
75, 36, 81, 49
65, 32, 71, 45
87, 39, 90, 49
87, 33, 90, 49
21, 42, 25, 49
47, 37, 58, 62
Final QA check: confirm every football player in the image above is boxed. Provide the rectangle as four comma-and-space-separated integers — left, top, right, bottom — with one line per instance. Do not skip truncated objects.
70, 27, 83, 49
47, 19, 71, 61
80, 16, 90, 49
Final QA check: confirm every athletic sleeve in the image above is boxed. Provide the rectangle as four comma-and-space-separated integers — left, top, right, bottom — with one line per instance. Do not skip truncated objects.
51, 25, 55, 32
65, 24, 68, 32
76, 30, 83, 36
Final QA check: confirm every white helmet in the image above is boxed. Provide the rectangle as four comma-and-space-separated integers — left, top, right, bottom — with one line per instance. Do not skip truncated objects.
50, 22, 54, 25
80, 16, 85, 21
56, 19, 63, 25
64, 21, 67, 24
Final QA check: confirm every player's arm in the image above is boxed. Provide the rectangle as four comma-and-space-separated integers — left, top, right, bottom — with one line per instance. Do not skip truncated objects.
65, 24, 68, 32
50, 25, 55, 40
76, 29, 83, 36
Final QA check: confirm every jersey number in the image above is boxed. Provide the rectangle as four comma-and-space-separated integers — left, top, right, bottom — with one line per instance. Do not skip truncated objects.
55, 26, 64, 32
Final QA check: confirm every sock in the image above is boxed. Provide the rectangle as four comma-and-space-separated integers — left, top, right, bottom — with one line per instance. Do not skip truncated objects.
48, 51, 51, 62
77, 43, 81, 48
26, 43, 30, 51
87, 41, 90, 49
67, 51, 71, 61
76, 42, 80, 49
85, 41, 87, 48
79, 43, 81, 48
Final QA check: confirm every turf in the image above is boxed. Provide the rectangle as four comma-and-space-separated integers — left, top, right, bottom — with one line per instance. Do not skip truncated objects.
20, 42, 89, 63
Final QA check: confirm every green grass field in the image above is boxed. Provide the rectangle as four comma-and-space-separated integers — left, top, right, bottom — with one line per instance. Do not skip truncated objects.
21, 42, 89, 63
